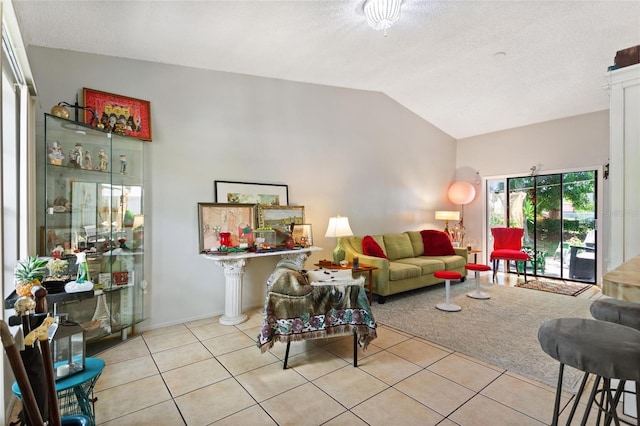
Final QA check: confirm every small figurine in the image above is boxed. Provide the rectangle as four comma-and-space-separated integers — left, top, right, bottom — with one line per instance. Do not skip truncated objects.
108, 113, 117, 131
95, 148, 108, 172
51, 245, 64, 259
118, 237, 129, 250
47, 141, 65, 165
68, 149, 78, 168
84, 150, 93, 170
64, 251, 93, 293
74, 251, 90, 284
68, 143, 84, 169
99, 112, 109, 130
119, 154, 127, 174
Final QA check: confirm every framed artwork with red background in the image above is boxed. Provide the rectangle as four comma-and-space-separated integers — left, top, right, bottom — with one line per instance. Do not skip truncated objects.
83, 88, 152, 141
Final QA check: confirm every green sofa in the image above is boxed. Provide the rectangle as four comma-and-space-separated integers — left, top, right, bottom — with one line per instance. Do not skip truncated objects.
341, 231, 468, 303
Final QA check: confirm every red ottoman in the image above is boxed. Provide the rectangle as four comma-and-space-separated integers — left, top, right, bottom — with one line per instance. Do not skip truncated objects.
434, 270, 463, 312
465, 264, 492, 300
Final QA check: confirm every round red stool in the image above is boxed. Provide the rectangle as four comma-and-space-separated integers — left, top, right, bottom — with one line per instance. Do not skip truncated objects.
434, 270, 462, 312
465, 263, 492, 300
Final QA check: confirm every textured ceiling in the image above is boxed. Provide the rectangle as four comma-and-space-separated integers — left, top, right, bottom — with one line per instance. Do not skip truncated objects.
12, 0, 640, 139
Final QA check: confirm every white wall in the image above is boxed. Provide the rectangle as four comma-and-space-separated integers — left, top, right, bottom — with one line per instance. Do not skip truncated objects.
456, 111, 610, 273
28, 47, 457, 330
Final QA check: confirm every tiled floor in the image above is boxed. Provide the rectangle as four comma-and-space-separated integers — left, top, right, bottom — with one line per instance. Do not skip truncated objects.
80, 275, 624, 425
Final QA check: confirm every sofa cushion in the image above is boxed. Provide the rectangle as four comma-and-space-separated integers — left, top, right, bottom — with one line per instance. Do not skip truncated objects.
362, 235, 387, 258
406, 231, 424, 257
388, 262, 422, 281
395, 258, 445, 275
383, 233, 414, 261
420, 230, 455, 256
425, 255, 467, 270
491, 249, 529, 260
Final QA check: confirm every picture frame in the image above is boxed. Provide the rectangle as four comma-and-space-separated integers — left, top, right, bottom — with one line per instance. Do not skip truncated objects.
197, 202, 257, 253
258, 205, 305, 230
83, 88, 152, 141
292, 224, 313, 247
214, 180, 288, 206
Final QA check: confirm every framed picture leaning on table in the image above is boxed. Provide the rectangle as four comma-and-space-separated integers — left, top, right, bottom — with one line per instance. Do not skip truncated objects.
258, 205, 305, 232
197, 203, 257, 253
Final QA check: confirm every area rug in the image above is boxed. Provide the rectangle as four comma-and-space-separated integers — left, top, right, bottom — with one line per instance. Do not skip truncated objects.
515, 280, 592, 297
371, 280, 594, 392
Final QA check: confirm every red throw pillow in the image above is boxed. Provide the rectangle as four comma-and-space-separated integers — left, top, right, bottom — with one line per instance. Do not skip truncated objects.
421, 230, 455, 256
362, 235, 387, 258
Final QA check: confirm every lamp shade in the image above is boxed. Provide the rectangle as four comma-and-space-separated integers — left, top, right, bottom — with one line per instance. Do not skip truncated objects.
132, 214, 144, 229
448, 181, 476, 205
325, 216, 353, 238
435, 211, 460, 221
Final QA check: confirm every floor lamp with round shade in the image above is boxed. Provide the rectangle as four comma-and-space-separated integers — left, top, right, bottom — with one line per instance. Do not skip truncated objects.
447, 181, 476, 246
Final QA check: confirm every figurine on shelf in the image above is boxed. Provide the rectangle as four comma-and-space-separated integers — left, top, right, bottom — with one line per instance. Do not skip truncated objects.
118, 238, 129, 250
68, 143, 84, 168
119, 155, 127, 174
126, 115, 136, 131
108, 113, 117, 132
47, 141, 65, 165
64, 251, 94, 293
95, 148, 108, 172
51, 245, 64, 259
99, 112, 109, 130
84, 150, 93, 170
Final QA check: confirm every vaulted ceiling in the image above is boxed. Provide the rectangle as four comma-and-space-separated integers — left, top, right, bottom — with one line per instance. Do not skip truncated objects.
12, 0, 640, 139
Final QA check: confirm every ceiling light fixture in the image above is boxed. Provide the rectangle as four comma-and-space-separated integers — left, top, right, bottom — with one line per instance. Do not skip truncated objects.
363, 0, 402, 37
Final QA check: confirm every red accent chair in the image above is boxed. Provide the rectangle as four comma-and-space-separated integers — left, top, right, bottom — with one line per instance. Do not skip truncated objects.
489, 227, 530, 282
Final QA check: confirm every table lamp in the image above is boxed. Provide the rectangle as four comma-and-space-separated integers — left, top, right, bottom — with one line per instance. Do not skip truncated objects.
435, 211, 460, 236
325, 215, 353, 264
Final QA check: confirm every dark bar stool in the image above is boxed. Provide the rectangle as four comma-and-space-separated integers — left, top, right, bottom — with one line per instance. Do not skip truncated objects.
591, 298, 640, 331
589, 298, 640, 423
538, 318, 640, 426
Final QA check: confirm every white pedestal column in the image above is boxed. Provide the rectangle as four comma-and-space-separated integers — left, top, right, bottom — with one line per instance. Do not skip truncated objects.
203, 247, 321, 325
215, 258, 248, 325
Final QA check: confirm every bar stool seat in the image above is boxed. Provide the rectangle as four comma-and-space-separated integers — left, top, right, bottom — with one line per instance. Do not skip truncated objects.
591, 298, 640, 331
538, 318, 640, 425
434, 271, 462, 312
465, 263, 491, 300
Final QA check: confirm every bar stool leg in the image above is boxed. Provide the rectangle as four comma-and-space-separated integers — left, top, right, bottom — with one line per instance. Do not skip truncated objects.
567, 372, 590, 425
436, 279, 461, 312
551, 363, 564, 426
467, 271, 490, 299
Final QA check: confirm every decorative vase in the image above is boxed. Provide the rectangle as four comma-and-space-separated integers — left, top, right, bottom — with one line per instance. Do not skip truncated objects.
285, 237, 295, 250
219, 232, 231, 247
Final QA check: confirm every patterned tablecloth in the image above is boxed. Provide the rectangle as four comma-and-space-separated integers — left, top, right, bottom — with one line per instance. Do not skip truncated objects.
256, 260, 377, 352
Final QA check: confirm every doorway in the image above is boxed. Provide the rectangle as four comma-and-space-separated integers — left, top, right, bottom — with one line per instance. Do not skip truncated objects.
486, 170, 597, 283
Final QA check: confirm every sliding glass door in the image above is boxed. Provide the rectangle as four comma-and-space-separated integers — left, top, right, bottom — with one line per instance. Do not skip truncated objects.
487, 170, 596, 283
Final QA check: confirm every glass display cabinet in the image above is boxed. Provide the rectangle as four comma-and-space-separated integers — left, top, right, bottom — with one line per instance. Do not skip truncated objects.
40, 113, 145, 341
